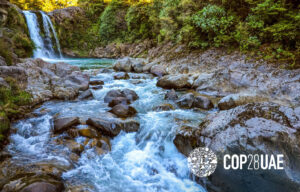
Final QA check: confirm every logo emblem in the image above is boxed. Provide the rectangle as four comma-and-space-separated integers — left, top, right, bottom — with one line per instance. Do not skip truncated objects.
188, 147, 217, 177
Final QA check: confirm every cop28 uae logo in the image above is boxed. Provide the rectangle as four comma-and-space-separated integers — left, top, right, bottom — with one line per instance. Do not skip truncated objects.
187, 147, 217, 177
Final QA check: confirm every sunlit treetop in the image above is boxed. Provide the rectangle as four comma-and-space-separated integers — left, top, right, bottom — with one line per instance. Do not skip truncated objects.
10, 0, 152, 12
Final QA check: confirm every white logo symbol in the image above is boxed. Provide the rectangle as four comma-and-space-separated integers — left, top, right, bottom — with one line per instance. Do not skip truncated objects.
188, 147, 217, 177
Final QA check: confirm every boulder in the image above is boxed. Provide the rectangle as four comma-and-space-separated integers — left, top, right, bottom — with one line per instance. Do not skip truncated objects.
114, 72, 130, 80
176, 93, 194, 109
65, 140, 84, 155
53, 117, 80, 133
164, 89, 178, 100
86, 117, 140, 137
132, 59, 146, 73
109, 104, 137, 118
174, 102, 300, 192
157, 75, 192, 89
150, 65, 167, 77
104, 89, 139, 104
113, 57, 132, 72
193, 95, 214, 110
77, 90, 93, 100
153, 104, 174, 111
108, 97, 129, 107
91, 85, 103, 90
104, 90, 123, 103
8, 58, 90, 104
174, 125, 199, 156
20, 182, 63, 192
78, 128, 99, 138
122, 88, 139, 102
113, 57, 148, 73
89, 79, 104, 86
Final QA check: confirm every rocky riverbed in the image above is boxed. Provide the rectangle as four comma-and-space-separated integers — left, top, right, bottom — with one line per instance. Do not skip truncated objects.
0, 50, 299, 192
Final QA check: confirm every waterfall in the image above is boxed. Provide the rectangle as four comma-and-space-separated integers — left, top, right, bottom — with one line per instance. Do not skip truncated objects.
40, 11, 63, 58
23, 11, 62, 59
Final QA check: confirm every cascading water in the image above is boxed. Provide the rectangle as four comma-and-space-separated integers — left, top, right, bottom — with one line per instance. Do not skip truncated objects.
40, 11, 63, 58
23, 10, 62, 59
6, 67, 208, 192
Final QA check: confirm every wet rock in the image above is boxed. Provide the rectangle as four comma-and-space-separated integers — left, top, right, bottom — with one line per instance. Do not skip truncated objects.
104, 90, 123, 103
218, 93, 267, 110
20, 182, 64, 192
66, 128, 79, 138
0, 151, 11, 161
98, 68, 113, 73
157, 75, 192, 89
65, 140, 84, 155
98, 137, 111, 151
114, 72, 129, 80
69, 153, 80, 162
53, 117, 80, 133
113, 57, 132, 72
77, 89, 93, 100
193, 95, 214, 110
153, 104, 174, 111
95, 147, 106, 155
86, 116, 140, 137
113, 57, 148, 73
174, 102, 300, 192
78, 128, 99, 138
109, 104, 137, 118
132, 59, 146, 73
104, 89, 138, 104
176, 93, 194, 109
174, 125, 199, 156
150, 65, 167, 77
91, 85, 103, 90
164, 89, 178, 100
122, 88, 139, 102
108, 97, 129, 107
89, 79, 104, 86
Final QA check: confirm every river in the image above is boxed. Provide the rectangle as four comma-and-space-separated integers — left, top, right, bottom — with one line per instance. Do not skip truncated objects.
6, 58, 208, 192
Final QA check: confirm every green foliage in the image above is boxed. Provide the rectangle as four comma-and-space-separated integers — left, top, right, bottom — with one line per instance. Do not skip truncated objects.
0, 77, 32, 142
99, 0, 129, 44
0, 39, 13, 66
125, 2, 154, 42
0, 6, 33, 62
192, 5, 236, 47
0, 77, 32, 108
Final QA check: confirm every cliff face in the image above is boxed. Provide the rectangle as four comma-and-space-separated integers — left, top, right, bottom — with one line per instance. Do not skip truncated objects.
48, 6, 101, 57
0, 0, 33, 66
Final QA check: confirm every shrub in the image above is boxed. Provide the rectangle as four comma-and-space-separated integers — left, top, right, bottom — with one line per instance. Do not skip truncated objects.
192, 5, 236, 47
99, 0, 129, 44
125, 2, 154, 42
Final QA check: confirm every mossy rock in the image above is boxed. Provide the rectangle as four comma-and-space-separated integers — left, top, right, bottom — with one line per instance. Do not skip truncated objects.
0, 111, 10, 141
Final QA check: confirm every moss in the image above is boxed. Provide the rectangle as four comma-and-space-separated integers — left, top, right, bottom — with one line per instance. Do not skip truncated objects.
0, 111, 10, 142
0, 39, 13, 66
0, 6, 33, 63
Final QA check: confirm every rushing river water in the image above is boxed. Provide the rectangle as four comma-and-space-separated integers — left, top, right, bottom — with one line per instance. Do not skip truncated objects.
6, 59, 207, 192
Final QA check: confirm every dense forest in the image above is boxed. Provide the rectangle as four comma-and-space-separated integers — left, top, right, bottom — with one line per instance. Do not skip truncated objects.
9, 0, 300, 67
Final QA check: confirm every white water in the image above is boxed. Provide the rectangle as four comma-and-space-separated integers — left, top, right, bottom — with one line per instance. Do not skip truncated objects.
6, 65, 208, 192
23, 11, 62, 59
40, 11, 63, 58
